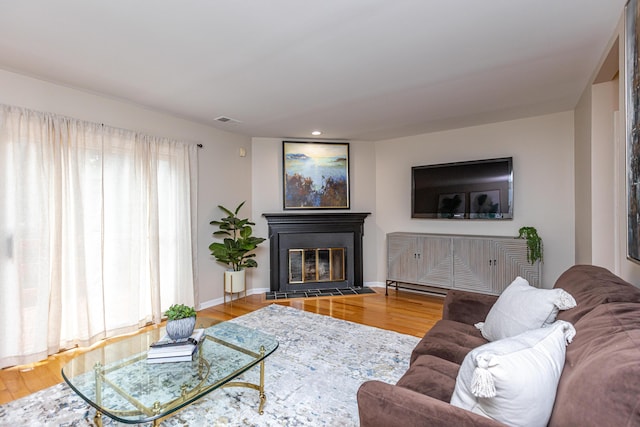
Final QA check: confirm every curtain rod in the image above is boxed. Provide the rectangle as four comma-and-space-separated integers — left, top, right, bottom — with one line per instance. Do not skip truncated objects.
97, 122, 203, 148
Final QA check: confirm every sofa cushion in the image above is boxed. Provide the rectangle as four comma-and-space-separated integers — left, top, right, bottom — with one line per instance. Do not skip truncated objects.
554, 264, 640, 324
476, 276, 576, 341
396, 354, 459, 402
358, 380, 508, 427
549, 302, 640, 427
442, 289, 498, 325
451, 321, 576, 427
411, 319, 487, 365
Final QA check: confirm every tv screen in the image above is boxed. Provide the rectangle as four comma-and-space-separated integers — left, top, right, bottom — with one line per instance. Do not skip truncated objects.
411, 157, 513, 219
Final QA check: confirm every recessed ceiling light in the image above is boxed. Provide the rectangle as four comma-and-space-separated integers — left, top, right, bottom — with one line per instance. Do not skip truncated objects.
311, 130, 322, 136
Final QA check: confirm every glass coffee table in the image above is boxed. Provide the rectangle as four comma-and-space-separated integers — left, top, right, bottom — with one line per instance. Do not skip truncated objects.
61, 319, 278, 426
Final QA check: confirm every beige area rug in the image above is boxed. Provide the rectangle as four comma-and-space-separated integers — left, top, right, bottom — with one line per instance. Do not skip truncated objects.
0, 304, 419, 426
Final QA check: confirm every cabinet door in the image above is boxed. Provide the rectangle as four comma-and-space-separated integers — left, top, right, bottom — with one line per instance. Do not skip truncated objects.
387, 234, 417, 283
452, 238, 494, 293
416, 236, 452, 288
492, 239, 541, 292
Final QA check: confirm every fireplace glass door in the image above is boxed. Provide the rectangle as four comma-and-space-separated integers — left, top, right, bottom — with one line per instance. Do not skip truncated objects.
288, 248, 345, 284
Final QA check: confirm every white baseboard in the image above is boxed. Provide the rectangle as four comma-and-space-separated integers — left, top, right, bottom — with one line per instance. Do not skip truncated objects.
198, 287, 270, 310
365, 281, 386, 288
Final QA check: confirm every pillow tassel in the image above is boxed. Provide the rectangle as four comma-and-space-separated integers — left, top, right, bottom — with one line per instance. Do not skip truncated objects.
471, 355, 496, 398
557, 320, 576, 344
554, 290, 577, 310
474, 322, 485, 331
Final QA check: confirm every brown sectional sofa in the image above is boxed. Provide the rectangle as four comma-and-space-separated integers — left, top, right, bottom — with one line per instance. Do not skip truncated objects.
357, 265, 640, 426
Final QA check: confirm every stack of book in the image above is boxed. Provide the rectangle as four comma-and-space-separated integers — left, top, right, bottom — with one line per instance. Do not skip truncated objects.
146, 328, 206, 364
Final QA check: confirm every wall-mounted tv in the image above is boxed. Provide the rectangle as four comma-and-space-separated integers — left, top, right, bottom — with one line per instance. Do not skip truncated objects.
411, 157, 513, 219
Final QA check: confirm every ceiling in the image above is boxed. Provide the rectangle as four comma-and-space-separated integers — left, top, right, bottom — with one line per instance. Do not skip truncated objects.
0, 1, 627, 141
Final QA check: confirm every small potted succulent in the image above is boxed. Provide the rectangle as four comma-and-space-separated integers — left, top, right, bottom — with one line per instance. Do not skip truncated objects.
164, 303, 196, 341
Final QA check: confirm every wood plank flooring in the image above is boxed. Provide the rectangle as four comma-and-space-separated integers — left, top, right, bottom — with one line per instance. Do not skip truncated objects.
0, 287, 444, 405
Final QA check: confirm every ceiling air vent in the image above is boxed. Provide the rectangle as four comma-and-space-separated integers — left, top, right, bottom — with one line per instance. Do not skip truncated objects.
214, 116, 241, 124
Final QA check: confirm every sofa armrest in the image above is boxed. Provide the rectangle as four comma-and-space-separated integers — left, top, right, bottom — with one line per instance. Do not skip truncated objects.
442, 290, 498, 325
357, 380, 506, 427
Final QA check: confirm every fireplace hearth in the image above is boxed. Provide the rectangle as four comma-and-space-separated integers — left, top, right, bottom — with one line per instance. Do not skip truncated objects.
263, 213, 370, 292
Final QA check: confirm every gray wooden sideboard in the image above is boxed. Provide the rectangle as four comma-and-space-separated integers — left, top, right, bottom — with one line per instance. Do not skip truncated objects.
386, 232, 541, 296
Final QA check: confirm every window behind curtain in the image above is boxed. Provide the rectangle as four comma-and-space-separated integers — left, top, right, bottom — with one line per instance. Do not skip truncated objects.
0, 105, 198, 368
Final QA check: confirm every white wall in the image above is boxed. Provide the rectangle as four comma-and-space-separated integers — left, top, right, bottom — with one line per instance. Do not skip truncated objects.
591, 80, 618, 270
374, 112, 576, 288
574, 86, 593, 264
0, 69, 253, 308
573, 21, 620, 274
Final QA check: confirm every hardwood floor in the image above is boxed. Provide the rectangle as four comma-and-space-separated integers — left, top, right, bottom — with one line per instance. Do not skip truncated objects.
0, 287, 444, 405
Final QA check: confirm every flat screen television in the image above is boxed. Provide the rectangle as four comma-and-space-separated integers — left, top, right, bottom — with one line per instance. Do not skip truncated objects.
411, 157, 513, 219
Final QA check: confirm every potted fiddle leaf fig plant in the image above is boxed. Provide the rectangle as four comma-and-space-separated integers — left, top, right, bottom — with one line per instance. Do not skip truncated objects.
164, 303, 196, 341
209, 201, 266, 295
518, 226, 543, 264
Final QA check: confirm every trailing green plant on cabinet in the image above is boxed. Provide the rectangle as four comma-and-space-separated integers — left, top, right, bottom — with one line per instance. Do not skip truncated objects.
518, 226, 543, 265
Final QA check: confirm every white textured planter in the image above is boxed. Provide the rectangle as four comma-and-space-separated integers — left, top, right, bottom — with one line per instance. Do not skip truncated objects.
165, 316, 196, 341
224, 269, 246, 293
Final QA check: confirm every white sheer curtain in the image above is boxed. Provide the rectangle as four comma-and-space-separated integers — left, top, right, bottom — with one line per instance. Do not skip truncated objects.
0, 105, 198, 368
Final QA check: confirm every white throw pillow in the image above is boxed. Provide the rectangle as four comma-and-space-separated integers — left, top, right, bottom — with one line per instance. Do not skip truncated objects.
450, 320, 576, 427
475, 276, 576, 341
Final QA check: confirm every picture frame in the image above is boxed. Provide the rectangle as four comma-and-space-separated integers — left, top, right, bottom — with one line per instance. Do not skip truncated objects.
437, 193, 465, 218
469, 190, 501, 219
283, 141, 350, 210
626, 0, 640, 262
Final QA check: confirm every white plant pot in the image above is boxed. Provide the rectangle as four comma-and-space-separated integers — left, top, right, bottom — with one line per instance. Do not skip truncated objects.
224, 269, 246, 293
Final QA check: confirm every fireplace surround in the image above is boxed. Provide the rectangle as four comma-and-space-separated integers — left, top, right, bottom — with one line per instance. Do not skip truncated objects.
263, 213, 370, 292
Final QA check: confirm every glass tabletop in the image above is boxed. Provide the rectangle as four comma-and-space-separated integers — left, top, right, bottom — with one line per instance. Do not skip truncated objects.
61, 318, 279, 424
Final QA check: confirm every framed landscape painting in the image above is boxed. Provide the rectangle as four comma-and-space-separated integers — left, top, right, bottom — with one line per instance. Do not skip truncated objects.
283, 141, 350, 209
627, 0, 640, 262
